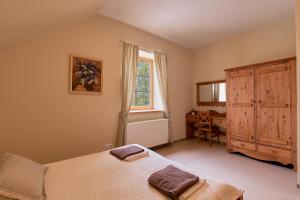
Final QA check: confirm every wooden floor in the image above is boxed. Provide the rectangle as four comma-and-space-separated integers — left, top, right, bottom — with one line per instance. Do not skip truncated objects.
155, 139, 300, 200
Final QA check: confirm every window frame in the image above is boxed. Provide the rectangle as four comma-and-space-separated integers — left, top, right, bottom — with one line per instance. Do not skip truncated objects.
131, 57, 154, 111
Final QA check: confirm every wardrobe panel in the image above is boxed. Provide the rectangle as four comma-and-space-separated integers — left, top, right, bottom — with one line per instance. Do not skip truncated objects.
228, 69, 254, 104
256, 63, 291, 150
230, 106, 255, 142
227, 69, 255, 142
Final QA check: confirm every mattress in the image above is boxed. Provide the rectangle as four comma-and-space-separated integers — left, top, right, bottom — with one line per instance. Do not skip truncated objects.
45, 146, 243, 200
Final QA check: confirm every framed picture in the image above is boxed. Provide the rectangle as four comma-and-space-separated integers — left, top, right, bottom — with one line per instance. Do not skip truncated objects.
70, 55, 102, 94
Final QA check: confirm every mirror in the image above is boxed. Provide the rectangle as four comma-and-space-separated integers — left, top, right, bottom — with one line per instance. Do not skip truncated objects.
196, 80, 226, 106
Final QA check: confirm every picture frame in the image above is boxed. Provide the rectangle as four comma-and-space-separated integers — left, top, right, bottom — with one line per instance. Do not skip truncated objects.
70, 55, 103, 95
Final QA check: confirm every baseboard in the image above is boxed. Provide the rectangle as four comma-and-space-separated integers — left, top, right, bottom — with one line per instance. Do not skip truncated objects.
149, 143, 171, 150
173, 138, 187, 143
150, 138, 188, 150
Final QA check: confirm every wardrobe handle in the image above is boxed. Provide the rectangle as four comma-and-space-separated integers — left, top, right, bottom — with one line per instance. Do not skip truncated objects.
251, 99, 256, 103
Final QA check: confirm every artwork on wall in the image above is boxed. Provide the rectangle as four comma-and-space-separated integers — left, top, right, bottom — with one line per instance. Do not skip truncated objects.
70, 55, 102, 94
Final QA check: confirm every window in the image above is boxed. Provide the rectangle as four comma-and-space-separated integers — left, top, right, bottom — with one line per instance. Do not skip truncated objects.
130, 49, 163, 112
218, 83, 226, 102
131, 57, 153, 110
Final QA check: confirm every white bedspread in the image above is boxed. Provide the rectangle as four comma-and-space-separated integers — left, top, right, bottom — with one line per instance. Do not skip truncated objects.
45, 146, 243, 200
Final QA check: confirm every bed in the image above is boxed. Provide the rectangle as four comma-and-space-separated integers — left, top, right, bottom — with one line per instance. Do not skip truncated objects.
44, 145, 243, 200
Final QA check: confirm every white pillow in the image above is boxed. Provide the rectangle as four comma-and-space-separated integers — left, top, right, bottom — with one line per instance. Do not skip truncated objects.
0, 153, 48, 200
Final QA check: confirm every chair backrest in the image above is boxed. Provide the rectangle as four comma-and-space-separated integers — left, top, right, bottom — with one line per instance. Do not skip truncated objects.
197, 111, 211, 126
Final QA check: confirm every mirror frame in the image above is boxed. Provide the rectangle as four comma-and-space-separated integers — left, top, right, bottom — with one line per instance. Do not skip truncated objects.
196, 79, 226, 107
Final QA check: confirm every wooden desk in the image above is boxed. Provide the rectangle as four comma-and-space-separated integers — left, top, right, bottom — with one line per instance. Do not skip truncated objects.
186, 110, 226, 138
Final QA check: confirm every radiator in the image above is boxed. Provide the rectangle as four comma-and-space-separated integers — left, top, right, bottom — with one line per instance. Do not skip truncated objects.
126, 119, 169, 148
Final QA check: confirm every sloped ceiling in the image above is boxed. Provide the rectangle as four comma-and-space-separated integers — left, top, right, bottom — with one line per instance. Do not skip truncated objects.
0, 0, 295, 52
0, 0, 105, 52
99, 0, 295, 49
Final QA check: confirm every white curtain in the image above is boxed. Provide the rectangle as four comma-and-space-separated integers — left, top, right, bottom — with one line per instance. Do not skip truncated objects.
154, 51, 172, 142
115, 42, 139, 147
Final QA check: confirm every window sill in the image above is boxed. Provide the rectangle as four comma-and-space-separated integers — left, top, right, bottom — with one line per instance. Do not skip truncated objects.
129, 110, 163, 114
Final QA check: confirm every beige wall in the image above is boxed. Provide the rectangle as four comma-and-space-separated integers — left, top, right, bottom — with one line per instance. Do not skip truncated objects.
0, 15, 193, 163
296, 0, 300, 186
193, 19, 296, 111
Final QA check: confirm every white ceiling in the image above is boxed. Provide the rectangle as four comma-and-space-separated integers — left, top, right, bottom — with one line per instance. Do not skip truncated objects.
99, 0, 295, 49
0, 0, 105, 52
0, 0, 295, 52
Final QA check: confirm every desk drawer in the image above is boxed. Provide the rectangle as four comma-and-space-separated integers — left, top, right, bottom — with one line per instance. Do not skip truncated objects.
213, 118, 226, 127
231, 139, 255, 151
186, 115, 198, 123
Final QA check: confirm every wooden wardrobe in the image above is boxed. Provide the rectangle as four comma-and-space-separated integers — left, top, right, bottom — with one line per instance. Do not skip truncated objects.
225, 57, 297, 169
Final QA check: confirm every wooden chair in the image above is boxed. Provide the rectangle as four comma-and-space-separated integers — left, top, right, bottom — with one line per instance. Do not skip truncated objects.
196, 111, 220, 146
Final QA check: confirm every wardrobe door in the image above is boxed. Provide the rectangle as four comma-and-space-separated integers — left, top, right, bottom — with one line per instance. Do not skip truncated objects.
256, 63, 291, 150
227, 69, 255, 142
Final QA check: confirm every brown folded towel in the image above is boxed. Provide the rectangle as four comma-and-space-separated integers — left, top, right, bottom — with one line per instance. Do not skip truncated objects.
109, 145, 144, 160
148, 165, 199, 199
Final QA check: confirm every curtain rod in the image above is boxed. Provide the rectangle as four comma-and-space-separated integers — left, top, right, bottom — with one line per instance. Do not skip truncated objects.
120, 40, 165, 54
